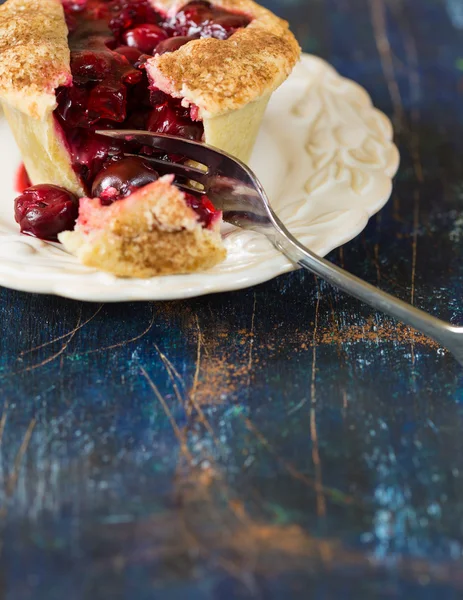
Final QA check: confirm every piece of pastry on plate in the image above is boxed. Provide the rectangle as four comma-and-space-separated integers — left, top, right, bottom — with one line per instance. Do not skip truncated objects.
0, 0, 300, 277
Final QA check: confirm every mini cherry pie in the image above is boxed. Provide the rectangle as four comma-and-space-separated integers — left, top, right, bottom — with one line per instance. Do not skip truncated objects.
0, 0, 300, 277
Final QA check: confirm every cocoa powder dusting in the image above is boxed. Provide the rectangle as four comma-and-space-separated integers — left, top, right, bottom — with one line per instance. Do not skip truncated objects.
314, 318, 440, 349
160, 302, 443, 409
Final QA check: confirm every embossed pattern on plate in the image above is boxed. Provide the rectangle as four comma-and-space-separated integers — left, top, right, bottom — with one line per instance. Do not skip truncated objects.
0, 54, 399, 301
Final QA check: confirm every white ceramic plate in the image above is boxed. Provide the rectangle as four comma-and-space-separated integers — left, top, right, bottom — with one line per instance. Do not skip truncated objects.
0, 54, 399, 302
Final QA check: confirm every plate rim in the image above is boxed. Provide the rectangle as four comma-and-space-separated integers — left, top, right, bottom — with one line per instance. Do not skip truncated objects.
0, 53, 400, 302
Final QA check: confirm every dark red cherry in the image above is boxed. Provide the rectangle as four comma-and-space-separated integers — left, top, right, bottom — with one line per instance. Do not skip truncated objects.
71, 50, 112, 82
60, 49, 141, 126
124, 108, 150, 130
56, 86, 92, 127
108, 0, 160, 37
86, 82, 128, 122
215, 14, 251, 29
146, 102, 180, 132
123, 24, 168, 54
147, 102, 203, 140
14, 185, 79, 241
155, 35, 197, 55
182, 0, 213, 17
149, 88, 169, 105
184, 193, 219, 229
67, 130, 125, 189
114, 45, 143, 64
202, 14, 251, 39
91, 156, 160, 202
64, 11, 78, 33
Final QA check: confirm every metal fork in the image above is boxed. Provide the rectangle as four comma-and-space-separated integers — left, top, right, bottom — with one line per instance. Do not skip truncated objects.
98, 130, 463, 365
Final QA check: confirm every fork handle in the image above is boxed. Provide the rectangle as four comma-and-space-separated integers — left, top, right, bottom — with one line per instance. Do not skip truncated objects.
266, 214, 463, 364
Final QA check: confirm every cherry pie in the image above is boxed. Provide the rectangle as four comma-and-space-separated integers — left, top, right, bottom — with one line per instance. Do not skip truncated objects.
0, 0, 300, 276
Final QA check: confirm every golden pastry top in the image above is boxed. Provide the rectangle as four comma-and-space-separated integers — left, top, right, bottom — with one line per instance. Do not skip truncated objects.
0, 0, 71, 118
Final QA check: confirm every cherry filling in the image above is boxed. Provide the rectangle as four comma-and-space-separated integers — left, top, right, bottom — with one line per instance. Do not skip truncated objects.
184, 193, 218, 229
91, 155, 159, 202
16, 1, 251, 240
15, 164, 31, 194
11, 0, 250, 240
15, 1, 247, 237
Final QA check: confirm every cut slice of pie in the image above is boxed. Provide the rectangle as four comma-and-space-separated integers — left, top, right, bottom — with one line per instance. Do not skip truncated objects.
0, 0, 300, 277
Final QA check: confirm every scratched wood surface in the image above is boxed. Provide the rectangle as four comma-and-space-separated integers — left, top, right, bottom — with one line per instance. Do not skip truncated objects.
1, 0, 463, 598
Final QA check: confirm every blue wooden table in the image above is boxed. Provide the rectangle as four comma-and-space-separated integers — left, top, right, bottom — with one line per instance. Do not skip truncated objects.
1, 0, 463, 598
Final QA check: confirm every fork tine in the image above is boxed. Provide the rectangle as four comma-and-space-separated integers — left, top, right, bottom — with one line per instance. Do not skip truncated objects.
175, 182, 206, 196
95, 129, 272, 213
96, 130, 225, 170
124, 153, 210, 184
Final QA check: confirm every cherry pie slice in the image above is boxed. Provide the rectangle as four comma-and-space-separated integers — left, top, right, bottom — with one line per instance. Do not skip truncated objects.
0, 0, 300, 277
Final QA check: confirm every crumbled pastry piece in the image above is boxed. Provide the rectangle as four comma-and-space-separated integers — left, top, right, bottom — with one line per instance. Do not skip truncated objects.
59, 175, 226, 277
